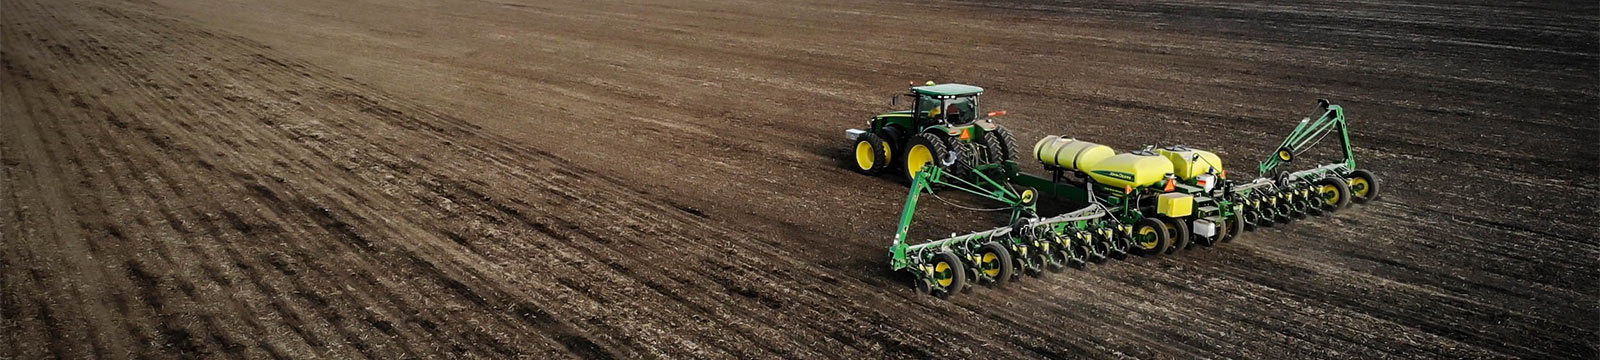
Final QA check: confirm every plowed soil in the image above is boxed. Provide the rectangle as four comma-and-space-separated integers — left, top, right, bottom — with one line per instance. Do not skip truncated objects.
3, 0, 1596, 358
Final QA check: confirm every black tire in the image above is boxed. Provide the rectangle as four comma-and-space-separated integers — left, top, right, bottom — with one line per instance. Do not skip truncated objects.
1163, 216, 1190, 254
1346, 169, 1380, 204
1273, 197, 1294, 224
1045, 235, 1069, 273
930, 251, 966, 298
1224, 212, 1244, 242
1242, 203, 1261, 231
975, 242, 1013, 288
902, 133, 948, 181
878, 127, 905, 173
914, 277, 932, 296
945, 136, 975, 179
992, 126, 1020, 162
980, 132, 1004, 164
1313, 177, 1351, 212
1023, 245, 1047, 277
1087, 233, 1110, 263
851, 133, 888, 175
1290, 192, 1310, 219
1068, 234, 1093, 267
1131, 217, 1170, 256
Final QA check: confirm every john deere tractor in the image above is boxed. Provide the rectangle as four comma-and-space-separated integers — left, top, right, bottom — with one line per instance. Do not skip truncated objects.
847, 82, 1020, 182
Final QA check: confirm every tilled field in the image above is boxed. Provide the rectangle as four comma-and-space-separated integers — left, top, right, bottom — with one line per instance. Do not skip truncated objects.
2, 0, 1596, 358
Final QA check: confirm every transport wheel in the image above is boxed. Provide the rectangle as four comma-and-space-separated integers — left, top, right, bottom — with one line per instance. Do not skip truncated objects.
930, 252, 966, 298
1314, 177, 1351, 212
992, 126, 1020, 162
1346, 169, 1380, 204
1224, 213, 1244, 242
1131, 217, 1170, 256
852, 133, 888, 175
975, 242, 1012, 288
1163, 217, 1190, 254
903, 133, 948, 181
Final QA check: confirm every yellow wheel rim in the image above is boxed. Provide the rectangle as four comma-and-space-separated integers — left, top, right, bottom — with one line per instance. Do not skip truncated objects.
1319, 185, 1341, 205
933, 261, 953, 287
855, 141, 875, 170
1277, 150, 1292, 161
1020, 189, 1036, 204
1349, 177, 1370, 197
1136, 225, 1159, 249
905, 144, 933, 179
981, 252, 1001, 277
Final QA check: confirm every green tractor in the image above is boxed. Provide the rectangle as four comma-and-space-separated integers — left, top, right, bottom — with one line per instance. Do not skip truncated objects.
846, 82, 1020, 181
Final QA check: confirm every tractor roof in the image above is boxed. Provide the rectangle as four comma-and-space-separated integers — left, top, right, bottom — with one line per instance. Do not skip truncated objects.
912, 83, 983, 97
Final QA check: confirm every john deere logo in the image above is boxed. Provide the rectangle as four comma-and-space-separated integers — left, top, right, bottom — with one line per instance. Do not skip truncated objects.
1093, 170, 1134, 182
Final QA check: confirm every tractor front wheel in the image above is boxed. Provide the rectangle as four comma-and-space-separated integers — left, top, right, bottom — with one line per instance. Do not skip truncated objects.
852, 133, 888, 175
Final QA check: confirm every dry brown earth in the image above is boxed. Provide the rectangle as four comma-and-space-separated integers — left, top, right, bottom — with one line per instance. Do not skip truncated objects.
3, 0, 1596, 358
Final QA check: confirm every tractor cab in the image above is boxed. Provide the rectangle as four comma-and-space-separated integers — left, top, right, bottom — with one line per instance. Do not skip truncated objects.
901, 83, 983, 127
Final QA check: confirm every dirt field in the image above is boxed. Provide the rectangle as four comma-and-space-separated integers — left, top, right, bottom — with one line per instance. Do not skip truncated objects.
3, 0, 1596, 358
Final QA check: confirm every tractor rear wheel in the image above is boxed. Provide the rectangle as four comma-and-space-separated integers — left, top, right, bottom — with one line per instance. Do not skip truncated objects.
945, 137, 976, 179
852, 133, 888, 175
1163, 216, 1190, 254
930, 251, 966, 298
1346, 169, 1380, 204
992, 126, 1020, 162
975, 242, 1012, 288
1131, 217, 1171, 256
903, 133, 948, 181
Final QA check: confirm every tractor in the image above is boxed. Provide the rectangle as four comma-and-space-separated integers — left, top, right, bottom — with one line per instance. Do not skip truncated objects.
846, 82, 1020, 182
